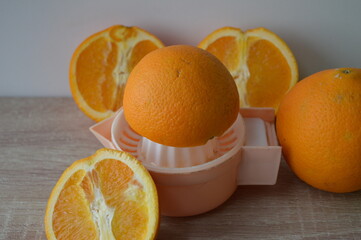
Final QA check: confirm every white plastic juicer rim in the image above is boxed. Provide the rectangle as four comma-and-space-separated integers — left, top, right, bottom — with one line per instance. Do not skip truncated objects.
111, 108, 246, 174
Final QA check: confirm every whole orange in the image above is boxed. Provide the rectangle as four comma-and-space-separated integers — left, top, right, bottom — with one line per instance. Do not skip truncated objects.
276, 68, 361, 193
123, 45, 239, 147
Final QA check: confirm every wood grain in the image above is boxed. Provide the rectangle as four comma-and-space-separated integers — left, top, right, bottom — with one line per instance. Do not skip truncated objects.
0, 97, 360, 240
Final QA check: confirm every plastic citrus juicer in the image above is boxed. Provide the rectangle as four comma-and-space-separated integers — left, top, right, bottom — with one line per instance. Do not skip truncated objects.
90, 107, 281, 217
91, 108, 281, 216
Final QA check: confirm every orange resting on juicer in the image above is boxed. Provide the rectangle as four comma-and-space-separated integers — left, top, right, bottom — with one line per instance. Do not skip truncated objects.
69, 25, 165, 122
123, 45, 240, 147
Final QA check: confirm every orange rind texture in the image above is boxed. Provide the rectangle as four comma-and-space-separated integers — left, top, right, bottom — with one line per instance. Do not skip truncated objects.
123, 45, 240, 147
276, 68, 361, 193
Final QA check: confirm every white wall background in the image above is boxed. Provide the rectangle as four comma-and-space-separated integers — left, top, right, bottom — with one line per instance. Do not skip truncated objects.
1, 0, 360, 97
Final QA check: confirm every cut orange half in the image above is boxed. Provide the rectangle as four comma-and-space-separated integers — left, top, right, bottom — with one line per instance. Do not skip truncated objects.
69, 25, 165, 122
198, 27, 298, 109
45, 148, 159, 240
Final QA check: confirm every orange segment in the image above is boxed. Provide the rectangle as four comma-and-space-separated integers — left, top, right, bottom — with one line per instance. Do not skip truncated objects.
205, 36, 241, 71
69, 25, 165, 122
198, 27, 298, 110
246, 38, 292, 107
75, 38, 118, 113
53, 170, 98, 239
112, 200, 149, 239
45, 149, 159, 240
128, 40, 160, 72
94, 158, 133, 206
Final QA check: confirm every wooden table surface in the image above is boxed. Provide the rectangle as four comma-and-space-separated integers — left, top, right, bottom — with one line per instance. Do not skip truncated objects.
1, 97, 361, 240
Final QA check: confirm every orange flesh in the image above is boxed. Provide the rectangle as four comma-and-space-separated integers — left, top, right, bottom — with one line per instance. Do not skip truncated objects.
75, 39, 159, 114
205, 36, 240, 72
53, 170, 98, 239
76, 38, 119, 112
246, 39, 291, 108
198, 27, 298, 110
128, 40, 159, 72
52, 159, 148, 240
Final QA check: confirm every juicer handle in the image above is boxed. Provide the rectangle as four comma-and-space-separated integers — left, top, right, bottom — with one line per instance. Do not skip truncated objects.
237, 146, 282, 185
89, 114, 117, 150
236, 109, 282, 185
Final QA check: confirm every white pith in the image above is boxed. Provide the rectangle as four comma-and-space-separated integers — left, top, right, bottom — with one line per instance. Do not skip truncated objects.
90, 185, 116, 239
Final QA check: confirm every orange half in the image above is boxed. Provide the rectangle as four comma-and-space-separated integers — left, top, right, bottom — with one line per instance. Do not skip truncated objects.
45, 148, 159, 240
69, 25, 165, 122
198, 27, 298, 109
